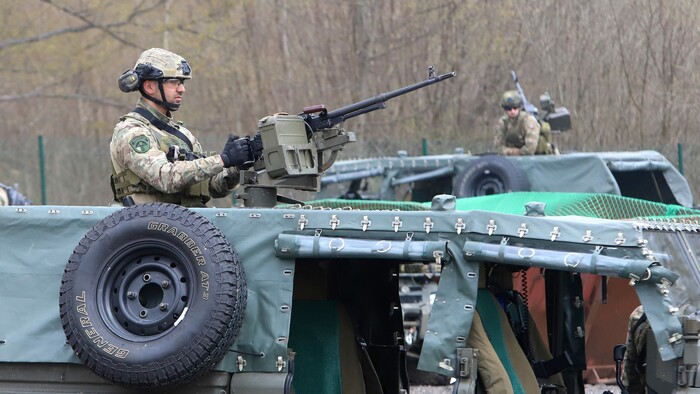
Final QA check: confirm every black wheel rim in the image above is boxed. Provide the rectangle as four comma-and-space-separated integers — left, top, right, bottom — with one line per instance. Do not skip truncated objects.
473, 170, 506, 195
98, 241, 194, 341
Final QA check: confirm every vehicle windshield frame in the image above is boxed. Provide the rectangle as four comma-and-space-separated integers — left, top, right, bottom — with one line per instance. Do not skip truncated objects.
645, 229, 700, 310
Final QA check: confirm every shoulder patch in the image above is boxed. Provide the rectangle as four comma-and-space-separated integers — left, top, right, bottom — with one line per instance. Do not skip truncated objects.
129, 135, 151, 154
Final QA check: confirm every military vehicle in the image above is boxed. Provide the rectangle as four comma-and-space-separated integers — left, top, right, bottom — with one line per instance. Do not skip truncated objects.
1, 68, 698, 394
320, 149, 693, 208
318, 74, 695, 379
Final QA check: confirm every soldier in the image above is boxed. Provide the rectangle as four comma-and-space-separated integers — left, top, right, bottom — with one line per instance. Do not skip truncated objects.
0, 183, 31, 206
622, 305, 648, 393
494, 90, 552, 156
111, 48, 254, 207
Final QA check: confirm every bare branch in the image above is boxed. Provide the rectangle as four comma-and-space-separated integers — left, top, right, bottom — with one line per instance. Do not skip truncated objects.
0, 0, 166, 50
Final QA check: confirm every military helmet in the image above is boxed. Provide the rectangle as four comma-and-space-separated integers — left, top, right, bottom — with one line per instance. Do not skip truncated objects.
540, 92, 555, 112
118, 48, 192, 93
500, 90, 522, 109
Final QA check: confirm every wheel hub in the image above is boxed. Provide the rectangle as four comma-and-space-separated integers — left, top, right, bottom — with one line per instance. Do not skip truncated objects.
107, 255, 189, 337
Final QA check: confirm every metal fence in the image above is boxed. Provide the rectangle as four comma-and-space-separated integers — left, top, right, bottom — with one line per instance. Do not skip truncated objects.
1, 134, 698, 207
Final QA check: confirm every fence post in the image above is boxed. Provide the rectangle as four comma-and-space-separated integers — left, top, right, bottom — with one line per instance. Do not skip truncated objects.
38, 135, 46, 205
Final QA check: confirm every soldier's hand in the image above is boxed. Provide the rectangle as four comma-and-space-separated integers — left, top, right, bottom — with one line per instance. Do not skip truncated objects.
221, 134, 255, 169
251, 132, 264, 161
502, 147, 521, 156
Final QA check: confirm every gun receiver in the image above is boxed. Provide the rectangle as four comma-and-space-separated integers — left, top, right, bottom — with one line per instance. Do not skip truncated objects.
238, 67, 456, 208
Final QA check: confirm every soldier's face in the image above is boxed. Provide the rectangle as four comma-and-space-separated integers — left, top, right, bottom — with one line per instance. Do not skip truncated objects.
504, 107, 520, 118
161, 78, 186, 106
143, 79, 186, 107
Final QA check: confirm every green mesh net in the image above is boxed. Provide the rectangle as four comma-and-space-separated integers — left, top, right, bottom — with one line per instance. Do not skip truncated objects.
282, 198, 428, 211
297, 192, 700, 221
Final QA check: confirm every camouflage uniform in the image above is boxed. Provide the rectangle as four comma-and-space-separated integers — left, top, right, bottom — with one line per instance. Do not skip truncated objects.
622, 305, 648, 393
494, 111, 542, 156
111, 48, 241, 207
110, 98, 239, 206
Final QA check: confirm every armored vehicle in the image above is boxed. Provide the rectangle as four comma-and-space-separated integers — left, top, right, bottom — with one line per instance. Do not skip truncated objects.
3, 191, 700, 393
320, 149, 693, 208
318, 74, 694, 382
1, 69, 699, 394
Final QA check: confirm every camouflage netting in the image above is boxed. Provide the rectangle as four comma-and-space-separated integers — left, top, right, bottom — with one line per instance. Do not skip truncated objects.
296, 192, 700, 221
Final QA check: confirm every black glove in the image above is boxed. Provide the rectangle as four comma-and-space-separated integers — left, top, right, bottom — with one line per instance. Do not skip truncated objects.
251, 132, 264, 161
221, 134, 255, 169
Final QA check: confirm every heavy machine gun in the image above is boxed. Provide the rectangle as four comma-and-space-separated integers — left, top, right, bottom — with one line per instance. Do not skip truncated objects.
237, 67, 456, 207
510, 70, 571, 133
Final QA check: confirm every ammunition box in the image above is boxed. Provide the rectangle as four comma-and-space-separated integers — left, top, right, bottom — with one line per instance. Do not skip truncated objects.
545, 107, 571, 132
258, 114, 318, 178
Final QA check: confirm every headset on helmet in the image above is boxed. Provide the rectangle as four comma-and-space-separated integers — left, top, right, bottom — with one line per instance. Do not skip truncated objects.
118, 48, 192, 92
118, 48, 192, 111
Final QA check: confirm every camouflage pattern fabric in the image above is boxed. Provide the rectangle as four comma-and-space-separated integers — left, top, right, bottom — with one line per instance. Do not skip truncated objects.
110, 99, 238, 205
0, 183, 31, 206
494, 111, 542, 155
134, 48, 192, 80
622, 305, 648, 393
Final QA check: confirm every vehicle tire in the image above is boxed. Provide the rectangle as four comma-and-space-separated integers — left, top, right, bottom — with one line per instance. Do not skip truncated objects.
59, 203, 246, 390
453, 155, 530, 197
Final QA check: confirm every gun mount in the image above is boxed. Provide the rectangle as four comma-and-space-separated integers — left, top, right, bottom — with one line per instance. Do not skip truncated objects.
235, 67, 455, 207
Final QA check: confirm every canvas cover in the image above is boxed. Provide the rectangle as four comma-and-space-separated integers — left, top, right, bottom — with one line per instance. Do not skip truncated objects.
323, 150, 693, 207
0, 199, 684, 377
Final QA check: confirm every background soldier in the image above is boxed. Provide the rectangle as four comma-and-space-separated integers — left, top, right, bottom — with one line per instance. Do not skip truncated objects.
622, 305, 648, 393
111, 48, 254, 207
0, 183, 31, 206
494, 90, 551, 155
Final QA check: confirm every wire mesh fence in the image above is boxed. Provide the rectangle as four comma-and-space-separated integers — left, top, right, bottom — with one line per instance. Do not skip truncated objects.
1, 134, 698, 207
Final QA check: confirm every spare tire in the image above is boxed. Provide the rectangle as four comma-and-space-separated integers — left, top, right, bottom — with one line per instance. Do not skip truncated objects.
453, 155, 530, 197
59, 203, 246, 390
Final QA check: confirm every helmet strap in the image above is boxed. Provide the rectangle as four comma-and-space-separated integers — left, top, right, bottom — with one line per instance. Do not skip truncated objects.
139, 80, 180, 113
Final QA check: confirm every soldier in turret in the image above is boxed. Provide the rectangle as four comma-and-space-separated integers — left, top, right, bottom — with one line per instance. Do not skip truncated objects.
110, 48, 254, 207
494, 90, 552, 156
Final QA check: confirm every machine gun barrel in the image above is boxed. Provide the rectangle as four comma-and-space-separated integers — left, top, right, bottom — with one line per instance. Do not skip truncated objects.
510, 70, 539, 117
301, 70, 456, 132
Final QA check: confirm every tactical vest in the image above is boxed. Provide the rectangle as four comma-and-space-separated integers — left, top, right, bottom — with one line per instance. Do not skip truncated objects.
111, 111, 211, 207
502, 113, 554, 155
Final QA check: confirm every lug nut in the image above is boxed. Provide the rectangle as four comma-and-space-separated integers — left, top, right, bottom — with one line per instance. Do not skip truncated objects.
159, 303, 168, 311
127, 291, 136, 299
161, 280, 170, 289
142, 273, 151, 282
